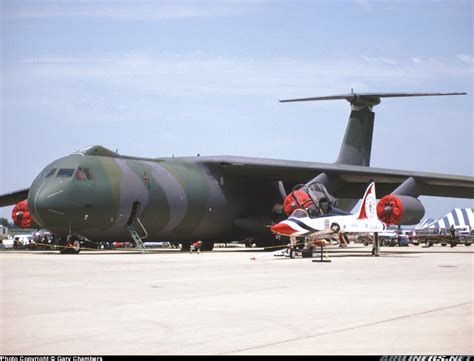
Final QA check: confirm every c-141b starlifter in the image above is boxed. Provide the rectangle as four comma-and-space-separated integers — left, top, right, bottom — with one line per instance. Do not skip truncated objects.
1, 92, 473, 253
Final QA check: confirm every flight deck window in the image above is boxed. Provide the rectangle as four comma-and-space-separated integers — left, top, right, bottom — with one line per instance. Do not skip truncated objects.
75, 168, 95, 181
84, 168, 95, 180
75, 168, 87, 181
56, 168, 75, 178
46, 168, 57, 178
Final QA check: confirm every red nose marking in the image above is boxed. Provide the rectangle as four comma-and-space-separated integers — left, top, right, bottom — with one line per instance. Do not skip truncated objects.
271, 222, 298, 236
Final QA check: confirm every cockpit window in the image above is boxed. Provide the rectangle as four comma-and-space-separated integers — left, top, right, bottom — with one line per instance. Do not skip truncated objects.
290, 209, 309, 219
56, 168, 75, 178
75, 168, 87, 181
46, 168, 57, 178
75, 168, 95, 181
286, 182, 336, 219
84, 168, 95, 180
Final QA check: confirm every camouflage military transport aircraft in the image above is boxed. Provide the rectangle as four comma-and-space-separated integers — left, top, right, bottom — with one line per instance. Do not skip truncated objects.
1, 92, 473, 253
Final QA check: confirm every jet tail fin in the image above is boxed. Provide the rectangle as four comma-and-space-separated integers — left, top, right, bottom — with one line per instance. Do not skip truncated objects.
280, 92, 466, 167
355, 181, 377, 220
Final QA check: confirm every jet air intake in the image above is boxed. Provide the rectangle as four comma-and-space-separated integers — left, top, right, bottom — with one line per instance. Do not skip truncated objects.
12, 200, 38, 228
376, 195, 425, 225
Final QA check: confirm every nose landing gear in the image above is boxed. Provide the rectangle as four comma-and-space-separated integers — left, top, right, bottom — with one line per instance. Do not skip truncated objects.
59, 235, 81, 254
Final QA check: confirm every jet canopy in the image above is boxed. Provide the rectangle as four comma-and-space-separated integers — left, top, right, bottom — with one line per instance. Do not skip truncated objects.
283, 181, 336, 218
289, 209, 310, 219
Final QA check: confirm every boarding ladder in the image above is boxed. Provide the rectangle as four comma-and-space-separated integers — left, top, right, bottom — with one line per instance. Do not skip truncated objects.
127, 217, 148, 254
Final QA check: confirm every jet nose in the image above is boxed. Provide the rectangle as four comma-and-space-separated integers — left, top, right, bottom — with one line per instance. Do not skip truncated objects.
271, 222, 299, 236
29, 182, 71, 227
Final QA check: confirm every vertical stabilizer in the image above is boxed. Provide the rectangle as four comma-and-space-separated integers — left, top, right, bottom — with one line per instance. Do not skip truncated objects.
280, 92, 466, 167
336, 106, 374, 166
356, 182, 377, 220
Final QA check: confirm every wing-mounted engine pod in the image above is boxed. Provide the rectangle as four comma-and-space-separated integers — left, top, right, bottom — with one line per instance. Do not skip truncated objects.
12, 199, 37, 228
377, 195, 425, 225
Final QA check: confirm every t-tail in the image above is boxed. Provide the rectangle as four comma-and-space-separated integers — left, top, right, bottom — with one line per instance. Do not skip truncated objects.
280, 92, 466, 167
355, 181, 377, 220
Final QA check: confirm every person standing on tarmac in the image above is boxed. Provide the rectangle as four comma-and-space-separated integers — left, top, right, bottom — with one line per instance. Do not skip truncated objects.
449, 225, 457, 247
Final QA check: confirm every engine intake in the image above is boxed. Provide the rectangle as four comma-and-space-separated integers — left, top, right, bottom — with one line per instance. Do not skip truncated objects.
376, 195, 425, 225
12, 200, 37, 229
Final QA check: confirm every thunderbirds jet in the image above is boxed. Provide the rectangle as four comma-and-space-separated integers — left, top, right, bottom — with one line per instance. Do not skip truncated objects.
270, 181, 384, 258
270, 181, 384, 238
1, 92, 473, 253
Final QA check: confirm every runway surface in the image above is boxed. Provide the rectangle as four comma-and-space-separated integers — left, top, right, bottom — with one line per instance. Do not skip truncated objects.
0, 245, 473, 355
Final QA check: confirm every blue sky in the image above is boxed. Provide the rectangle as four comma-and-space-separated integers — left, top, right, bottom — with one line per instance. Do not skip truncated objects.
1, 0, 473, 221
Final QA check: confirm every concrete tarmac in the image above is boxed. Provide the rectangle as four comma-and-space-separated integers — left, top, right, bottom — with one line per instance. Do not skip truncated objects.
0, 245, 472, 355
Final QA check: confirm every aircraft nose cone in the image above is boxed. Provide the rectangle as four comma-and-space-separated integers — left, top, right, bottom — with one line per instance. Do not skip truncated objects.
271, 222, 298, 236
29, 183, 70, 227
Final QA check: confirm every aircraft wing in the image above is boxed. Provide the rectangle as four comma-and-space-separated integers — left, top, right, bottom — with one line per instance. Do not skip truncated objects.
198, 156, 474, 199
0, 189, 30, 207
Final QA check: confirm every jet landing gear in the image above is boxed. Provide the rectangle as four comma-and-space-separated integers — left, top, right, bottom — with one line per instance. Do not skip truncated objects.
200, 241, 215, 252
371, 232, 380, 257
179, 241, 215, 252
59, 235, 81, 254
287, 236, 308, 259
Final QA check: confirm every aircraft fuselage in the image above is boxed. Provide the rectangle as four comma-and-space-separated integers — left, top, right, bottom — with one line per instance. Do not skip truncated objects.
27, 146, 273, 242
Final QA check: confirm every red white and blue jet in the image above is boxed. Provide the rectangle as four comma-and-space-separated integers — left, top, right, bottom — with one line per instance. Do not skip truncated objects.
271, 182, 385, 239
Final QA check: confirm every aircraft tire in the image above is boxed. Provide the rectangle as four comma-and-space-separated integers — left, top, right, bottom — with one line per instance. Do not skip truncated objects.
201, 241, 215, 252
72, 240, 81, 254
59, 238, 81, 254
290, 249, 296, 259
465, 242, 471, 246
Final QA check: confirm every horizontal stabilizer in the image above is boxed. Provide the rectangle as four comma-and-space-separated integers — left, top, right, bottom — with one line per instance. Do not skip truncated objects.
280, 92, 466, 106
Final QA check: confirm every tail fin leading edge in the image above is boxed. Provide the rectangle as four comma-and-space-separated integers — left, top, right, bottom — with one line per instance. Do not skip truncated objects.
356, 182, 377, 220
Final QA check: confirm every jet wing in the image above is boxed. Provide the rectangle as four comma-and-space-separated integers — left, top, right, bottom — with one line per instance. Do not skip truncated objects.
197, 156, 474, 199
0, 188, 30, 207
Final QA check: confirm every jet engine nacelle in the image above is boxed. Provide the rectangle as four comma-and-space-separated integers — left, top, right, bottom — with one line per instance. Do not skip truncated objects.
12, 200, 38, 229
376, 195, 425, 225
